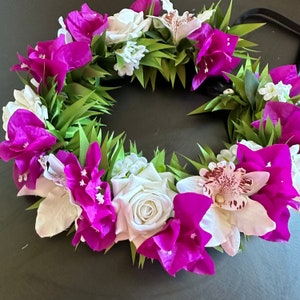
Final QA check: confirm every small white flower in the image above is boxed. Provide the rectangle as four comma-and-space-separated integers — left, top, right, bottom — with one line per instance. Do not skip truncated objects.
258, 82, 277, 101
275, 81, 292, 102
2, 84, 48, 139
217, 144, 238, 162
258, 81, 292, 102
112, 153, 148, 178
114, 41, 148, 76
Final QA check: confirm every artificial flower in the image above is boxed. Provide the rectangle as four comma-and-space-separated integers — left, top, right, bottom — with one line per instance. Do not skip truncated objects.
269, 64, 300, 98
11, 35, 92, 92
106, 9, 151, 44
137, 192, 214, 276
65, 142, 116, 252
0, 109, 56, 189
177, 160, 274, 256
152, 0, 214, 45
258, 81, 292, 102
111, 152, 148, 178
130, 0, 162, 16
18, 177, 80, 238
65, 3, 108, 43
114, 41, 148, 76
112, 163, 176, 248
216, 144, 238, 162
252, 101, 300, 146
2, 84, 48, 138
237, 143, 300, 242
190, 23, 240, 90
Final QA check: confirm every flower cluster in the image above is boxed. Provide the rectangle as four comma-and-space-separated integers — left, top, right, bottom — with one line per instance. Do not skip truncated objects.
1, 0, 299, 277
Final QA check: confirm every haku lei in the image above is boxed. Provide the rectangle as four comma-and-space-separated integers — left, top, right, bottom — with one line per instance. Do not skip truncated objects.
1, 0, 300, 277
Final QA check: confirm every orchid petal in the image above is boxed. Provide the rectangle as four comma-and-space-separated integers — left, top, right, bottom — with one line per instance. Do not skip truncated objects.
230, 199, 275, 236
36, 186, 79, 237
221, 226, 240, 256
176, 176, 203, 194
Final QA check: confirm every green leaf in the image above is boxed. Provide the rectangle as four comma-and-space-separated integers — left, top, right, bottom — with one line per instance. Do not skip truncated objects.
228, 23, 265, 37
26, 198, 43, 210
218, 0, 232, 31
244, 69, 259, 108
151, 149, 166, 172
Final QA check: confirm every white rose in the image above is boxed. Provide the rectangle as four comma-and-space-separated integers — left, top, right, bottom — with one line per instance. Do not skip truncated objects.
112, 163, 176, 248
2, 84, 48, 139
106, 9, 151, 44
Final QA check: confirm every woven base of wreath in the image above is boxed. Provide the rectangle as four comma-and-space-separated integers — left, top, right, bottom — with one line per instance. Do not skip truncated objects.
1, 0, 300, 277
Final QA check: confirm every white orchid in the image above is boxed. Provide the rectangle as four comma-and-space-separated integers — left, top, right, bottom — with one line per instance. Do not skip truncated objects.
18, 154, 81, 237
177, 161, 275, 256
153, 0, 214, 44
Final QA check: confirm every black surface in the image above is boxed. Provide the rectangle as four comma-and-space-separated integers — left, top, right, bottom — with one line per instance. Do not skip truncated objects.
1, 1, 300, 299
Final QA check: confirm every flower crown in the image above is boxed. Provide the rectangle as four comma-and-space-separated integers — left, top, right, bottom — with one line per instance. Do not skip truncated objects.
1, 0, 300, 277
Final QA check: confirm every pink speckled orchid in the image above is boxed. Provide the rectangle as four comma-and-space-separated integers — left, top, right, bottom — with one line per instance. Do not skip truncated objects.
177, 160, 275, 256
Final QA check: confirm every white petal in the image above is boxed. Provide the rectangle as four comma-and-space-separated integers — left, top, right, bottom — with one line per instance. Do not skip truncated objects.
201, 207, 233, 247
35, 186, 79, 237
17, 177, 56, 198
176, 176, 203, 193
221, 226, 241, 256
161, 0, 174, 13
197, 9, 215, 23
230, 199, 275, 236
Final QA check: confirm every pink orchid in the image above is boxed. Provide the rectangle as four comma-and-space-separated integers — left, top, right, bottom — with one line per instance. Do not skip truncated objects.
65, 142, 116, 252
237, 143, 300, 242
11, 35, 92, 92
189, 23, 240, 90
130, 0, 162, 16
65, 3, 108, 43
0, 109, 56, 189
177, 160, 274, 256
138, 192, 215, 276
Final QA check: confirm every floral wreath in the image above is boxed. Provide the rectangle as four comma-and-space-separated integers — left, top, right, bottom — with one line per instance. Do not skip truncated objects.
1, 0, 300, 277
